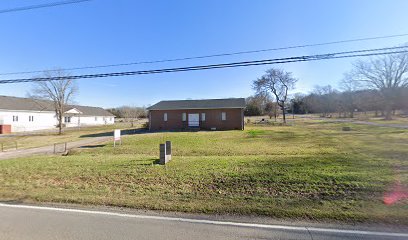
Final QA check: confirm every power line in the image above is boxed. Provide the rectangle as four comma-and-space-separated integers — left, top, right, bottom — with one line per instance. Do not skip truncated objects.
2, 33, 408, 76
1, 46, 407, 84
0, 0, 91, 14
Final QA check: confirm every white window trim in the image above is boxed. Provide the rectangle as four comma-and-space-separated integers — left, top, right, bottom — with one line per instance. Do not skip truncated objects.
221, 112, 226, 121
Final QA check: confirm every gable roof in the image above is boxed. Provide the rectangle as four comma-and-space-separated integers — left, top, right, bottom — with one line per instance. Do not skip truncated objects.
0, 95, 54, 112
69, 105, 114, 117
0, 95, 114, 117
147, 98, 246, 110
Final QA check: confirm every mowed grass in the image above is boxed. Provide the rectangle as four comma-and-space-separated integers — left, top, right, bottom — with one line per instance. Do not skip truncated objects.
0, 120, 407, 223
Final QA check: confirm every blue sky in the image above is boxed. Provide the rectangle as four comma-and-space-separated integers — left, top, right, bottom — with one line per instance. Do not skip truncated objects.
0, 0, 408, 108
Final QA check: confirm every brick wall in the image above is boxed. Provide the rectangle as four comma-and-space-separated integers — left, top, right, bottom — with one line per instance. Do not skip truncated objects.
149, 108, 244, 131
0, 125, 11, 134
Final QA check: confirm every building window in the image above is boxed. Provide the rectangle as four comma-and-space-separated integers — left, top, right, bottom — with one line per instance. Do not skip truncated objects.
95, 117, 98, 121
29, 116, 34, 122
65, 116, 71, 123
110, 117, 113, 121
13, 116, 19, 122
182, 113, 186, 121
221, 112, 226, 121
201, 113, 206, 121
164, 113, 168, 121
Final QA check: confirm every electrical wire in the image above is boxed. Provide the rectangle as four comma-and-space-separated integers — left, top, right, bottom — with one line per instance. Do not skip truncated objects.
1, 45, 407, 84
0, 0, 91, 14
1, 33, 408, 76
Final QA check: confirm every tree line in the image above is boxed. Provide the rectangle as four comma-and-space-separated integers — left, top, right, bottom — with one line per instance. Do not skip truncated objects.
106, 106, 147, 126
246, 50, 408, 121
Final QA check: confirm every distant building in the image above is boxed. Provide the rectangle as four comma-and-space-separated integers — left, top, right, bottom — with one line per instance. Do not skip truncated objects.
0, 95, 115, 133
147, 98, 245, 131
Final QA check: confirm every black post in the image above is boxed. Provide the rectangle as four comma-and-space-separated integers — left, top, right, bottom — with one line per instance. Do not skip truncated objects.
159, 144, 167, 165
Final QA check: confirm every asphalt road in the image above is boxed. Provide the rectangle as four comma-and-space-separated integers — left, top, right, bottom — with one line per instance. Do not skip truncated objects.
0, 204, 407, 240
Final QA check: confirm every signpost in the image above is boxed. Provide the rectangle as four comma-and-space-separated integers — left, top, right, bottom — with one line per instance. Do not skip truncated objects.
114, 129, 121, 147
159, 141, 172, 165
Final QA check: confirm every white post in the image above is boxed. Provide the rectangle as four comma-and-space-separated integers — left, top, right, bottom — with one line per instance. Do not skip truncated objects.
114, 129, 121, 147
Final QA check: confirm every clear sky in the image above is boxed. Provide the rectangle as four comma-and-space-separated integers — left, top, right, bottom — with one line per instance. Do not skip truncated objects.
0, 0, 408, 108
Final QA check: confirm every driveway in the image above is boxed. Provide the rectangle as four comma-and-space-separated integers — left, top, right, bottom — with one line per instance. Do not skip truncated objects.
0, 136, 111, 161
317, 118, 408, 129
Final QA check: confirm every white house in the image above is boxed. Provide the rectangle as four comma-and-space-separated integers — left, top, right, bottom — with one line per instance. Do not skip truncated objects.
0, 95, 115, 133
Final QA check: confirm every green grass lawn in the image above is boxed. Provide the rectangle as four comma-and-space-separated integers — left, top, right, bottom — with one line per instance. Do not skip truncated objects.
0, 120, 407, 223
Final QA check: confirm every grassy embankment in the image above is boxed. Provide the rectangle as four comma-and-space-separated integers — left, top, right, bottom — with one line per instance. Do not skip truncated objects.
0, 119, 407, 223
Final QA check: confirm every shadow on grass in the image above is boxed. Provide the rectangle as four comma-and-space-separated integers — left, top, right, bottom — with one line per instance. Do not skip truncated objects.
133, 158, 161, 166
139, 159, 161, 166
80, 128, 149, 138
79, 128, 222, 138
111, 158, 161, 167
79, 144, 106, 149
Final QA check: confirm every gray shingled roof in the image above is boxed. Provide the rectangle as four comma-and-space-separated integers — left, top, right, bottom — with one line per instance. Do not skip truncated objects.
147, 98, 246, 110
0, 95, 114, 116
70, 105, 114, 117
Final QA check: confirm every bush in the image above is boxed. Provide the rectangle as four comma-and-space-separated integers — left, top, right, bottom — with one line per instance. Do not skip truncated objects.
342, 126, 351, 131
244, 104, 262, 116
142, 122, 149, 129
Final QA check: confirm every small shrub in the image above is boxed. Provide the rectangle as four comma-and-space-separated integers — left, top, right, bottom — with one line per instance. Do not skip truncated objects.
342, 126, 351, 131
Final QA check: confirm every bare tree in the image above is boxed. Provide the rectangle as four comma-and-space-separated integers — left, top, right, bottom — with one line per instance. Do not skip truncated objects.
349, 52, 408, 120
312, 85, 337, 117
264, 101, 279, 120
339, 74, 360, 118
244, 93, 271, 116
31, 70, 77, 134
253, 68, 297, 123
118, 106, 146, 127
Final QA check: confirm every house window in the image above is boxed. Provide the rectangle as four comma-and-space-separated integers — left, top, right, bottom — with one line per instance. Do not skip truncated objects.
164, 113, 168, 121
29, 116, 34, 122
182, 113, 186, 121
13, 116, 18, 122
110, 117, 113, 121
65, 116, 71, 123
221, 112, 226, 121
201, 113, 206, 121
95, 117, 98, 121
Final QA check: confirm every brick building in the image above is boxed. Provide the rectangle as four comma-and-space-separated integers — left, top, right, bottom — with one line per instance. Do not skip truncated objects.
147, 98, 245, 131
